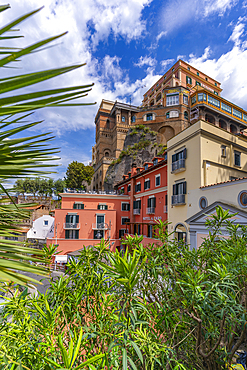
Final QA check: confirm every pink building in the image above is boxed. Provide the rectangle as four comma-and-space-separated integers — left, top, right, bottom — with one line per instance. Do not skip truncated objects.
47, 156, 167, 255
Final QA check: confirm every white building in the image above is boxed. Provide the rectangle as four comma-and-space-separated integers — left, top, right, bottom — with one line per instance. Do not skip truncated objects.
27, 215, 54, 242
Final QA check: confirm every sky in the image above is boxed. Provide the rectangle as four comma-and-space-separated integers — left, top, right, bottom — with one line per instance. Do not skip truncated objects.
2, 0, 247, 180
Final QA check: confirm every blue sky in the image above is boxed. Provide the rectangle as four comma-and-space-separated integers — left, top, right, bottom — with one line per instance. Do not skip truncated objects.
3, 0, 247, 180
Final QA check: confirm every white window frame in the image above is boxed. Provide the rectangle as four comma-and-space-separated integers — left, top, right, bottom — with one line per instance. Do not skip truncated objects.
136, 182, 141, 192
144, 178, 150, 190
155, 174, 161, 187
166, 94, 179, 106
121, 202, 130, 211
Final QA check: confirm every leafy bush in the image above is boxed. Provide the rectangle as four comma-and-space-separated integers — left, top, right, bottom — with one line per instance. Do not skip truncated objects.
1, 208, 247, 369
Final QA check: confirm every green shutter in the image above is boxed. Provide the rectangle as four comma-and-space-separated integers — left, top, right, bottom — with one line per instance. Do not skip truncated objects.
65, 230, 69, 239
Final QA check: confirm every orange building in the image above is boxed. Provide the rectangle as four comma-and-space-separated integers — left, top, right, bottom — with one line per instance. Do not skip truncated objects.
47, 156, 167, 254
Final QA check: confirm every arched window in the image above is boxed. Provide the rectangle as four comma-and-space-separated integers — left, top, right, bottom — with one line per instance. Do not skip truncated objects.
219, 119, 227, 130
230, 124, 237, 134
175, 224, 187, 243
150, 100, 154, 106
184, 111, 188, 120
156, 93, 161, 102
205, 114, 215, 124
106, 119, 110, 129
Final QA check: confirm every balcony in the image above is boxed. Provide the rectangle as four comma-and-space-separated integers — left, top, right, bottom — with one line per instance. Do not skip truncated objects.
92, 223, 108, 230
171, 159, 185, 173
164, 205, 167, 213
133, 208, 141, 215
171, 194, 185, 206
64, 223, 80, 229
146, 207, 155, 214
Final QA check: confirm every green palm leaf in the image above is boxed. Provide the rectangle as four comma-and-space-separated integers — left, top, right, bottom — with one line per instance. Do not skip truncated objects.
0, 5, 95, 284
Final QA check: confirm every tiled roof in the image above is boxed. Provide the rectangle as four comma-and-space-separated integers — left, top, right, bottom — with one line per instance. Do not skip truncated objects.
200, 177, 247, 189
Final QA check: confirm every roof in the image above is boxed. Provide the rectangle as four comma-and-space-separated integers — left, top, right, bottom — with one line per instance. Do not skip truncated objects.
200, 177, 247, 189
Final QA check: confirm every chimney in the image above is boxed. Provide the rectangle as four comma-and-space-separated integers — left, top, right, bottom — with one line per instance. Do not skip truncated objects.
131, 162, 137, 177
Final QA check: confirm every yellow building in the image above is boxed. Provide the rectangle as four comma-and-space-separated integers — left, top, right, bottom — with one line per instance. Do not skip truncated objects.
167, 119, 247, 246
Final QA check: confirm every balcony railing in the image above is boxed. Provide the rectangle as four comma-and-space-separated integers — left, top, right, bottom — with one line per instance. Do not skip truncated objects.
92, 223, 108, 230
64, 223, 80, 229
171, 159, 185, 173
133, 208, 141, 215
171, 194, 185, 206
146, 207, 155, 214
164, 205, 168, 213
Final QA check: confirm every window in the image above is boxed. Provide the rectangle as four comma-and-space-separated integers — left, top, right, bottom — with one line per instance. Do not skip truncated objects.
94, 230, 104, 239
73, 202, 84, 209
172, 148, 186, 172
153, 158, 158, 165
187, 67, 190, 71
66, 214, 79, 224
221, 145, 226, 157
144, 179, 150, 190
215, 82, 217, 86
205, 77, 208, 81
243, 114, 247, 122
65, 230, 79, 239
44, 220, 48, 226
191, 96, 196, 105
119, 229, 125, 239
196, 81, 201, 86
197, 72, 199, 76
208, 95, 220, 108
238, 191, 247, 208
234, 151, 241, 167
122, 217, 130, 225
146, 113, 153, 121
98, 204, 108, 210
134, 224, 141, 235
233, 108, 242, 119
127, 184, 131, 192
131, 116, 136, 123
199, 197, 208, 210
155, 174, 161, 186
133, 200, 141, 209
221, 102, 232, 114
147, 197, 156, 208
122, 116, 126, 122
171, 181, 186, 205
120, 187, 124, 194
186, 76, 192, 84
183, 95, 188, 104
173, 181, 186, 195
135, 183, 141, 192
147, 224, 154, 238
128, 173, 131, 179
184, 111, 188, 120
166, 112, 170, 119
198, 93, 207, 102
122, 203, 130, 211
166, 94, 179, 106
214, 91, 218, 96
144, 164, 149, 170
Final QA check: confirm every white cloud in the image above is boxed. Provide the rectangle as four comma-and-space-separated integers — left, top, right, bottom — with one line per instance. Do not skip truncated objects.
160, 58, 175, 69
158, 0, 237, 37
134, 56, 157, 68
187, 19, 247, 109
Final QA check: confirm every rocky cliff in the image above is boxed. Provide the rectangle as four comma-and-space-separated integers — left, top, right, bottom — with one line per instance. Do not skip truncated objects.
104, 125, 165, 190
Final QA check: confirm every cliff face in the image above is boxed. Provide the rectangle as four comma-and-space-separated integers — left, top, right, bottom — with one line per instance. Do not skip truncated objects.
104, 125, 165, 190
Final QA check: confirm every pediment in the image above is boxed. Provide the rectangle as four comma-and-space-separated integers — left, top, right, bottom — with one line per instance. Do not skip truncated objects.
186, 201, 247, 225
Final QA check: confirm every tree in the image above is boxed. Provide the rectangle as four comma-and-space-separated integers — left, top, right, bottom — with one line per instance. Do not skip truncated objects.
54, 178, 65, 196
0, 5, 95, 284
65, 161, 94, 189
1, 207, 247, 369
